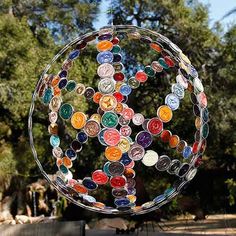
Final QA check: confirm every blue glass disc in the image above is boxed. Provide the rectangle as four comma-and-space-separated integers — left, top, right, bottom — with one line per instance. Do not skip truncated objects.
103, 161, 111, 176
68, 50, 80, 60
164, 187, 175, 197
120, 153, 132, 166
42, 88, 53, 104
165, 93, 180, 111
65, 149, 77, 160
153, 194, 166, 203
120, 84, 132, 96
97, 51, 113, 64
50, 135, 60, 147
82, 178, 98, 190
58, 70, 67, 78
83, 195, 96, 203
98, 128, 107, 146
114, 198, 130, 207
58, 78, 68, 89
77, 131, 88, 143
182, 146, 192, 159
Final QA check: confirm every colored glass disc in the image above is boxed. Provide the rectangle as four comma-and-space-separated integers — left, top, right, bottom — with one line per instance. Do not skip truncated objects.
92, 170, 109, 185
59, 103, 74, 120
71, 112, 87, 129
105, 146, 122, 161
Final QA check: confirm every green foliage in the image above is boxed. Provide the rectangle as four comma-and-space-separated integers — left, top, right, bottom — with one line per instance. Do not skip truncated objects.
0, 0, 101, 43
225, 178, 236, 206
110, 0, 236, 212
0, 15, 54, 121
0, 14, 54, 180
0, 141, 15, 176
0, 1, 100, 181
0, 0, 235, 215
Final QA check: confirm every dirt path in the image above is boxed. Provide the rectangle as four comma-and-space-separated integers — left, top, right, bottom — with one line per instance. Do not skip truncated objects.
157, 214, 236, 235
0, 214, 235, 235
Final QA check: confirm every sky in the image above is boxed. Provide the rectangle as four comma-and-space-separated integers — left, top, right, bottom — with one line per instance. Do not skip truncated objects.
93, 0, 236, 30
202, 0, 236, 25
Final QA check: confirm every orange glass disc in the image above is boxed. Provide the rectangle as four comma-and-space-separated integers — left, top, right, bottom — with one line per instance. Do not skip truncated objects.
169, 135, 180, 148
114, 102, 124, 114
56, 158, 63, 166
93, 202, 105, 209
71, 112, 87, 129
93, 92, 103, 104
133, 206, 142, 212
127, 195, 137, 203
51, 75, 60, 87
124, 168, 135, 178
195, 117, 201, 130
48, 123, 58, 135
157, 105, 173, 123
96, 40, 113, 52
63, 156, 72, 168
150, 42, 162, 52
105, 146, 122, 161
73, 183, 88, 194
99, 95, 117, 111
53, 86, 61, 96
187, 82, 193, 92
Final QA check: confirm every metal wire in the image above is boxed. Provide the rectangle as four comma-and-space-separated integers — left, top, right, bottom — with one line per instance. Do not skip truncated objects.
28, 25, 206, 215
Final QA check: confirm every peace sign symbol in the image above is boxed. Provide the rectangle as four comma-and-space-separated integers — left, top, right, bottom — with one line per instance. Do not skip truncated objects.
29, 25, 209, 215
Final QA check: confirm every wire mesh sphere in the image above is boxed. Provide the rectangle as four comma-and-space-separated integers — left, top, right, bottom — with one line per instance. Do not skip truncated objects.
28, 25, 209, 215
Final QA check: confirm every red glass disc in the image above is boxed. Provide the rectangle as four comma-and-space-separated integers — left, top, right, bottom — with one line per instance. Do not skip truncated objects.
147, 118, 163, 135
122, 107, 134, 120
110, 176, 126, 188
113, 92, 124, 102
114, 72, 125, 81
111, 37, 120, 45
135, 71, 148, 83
197, 92, 207, 108
76, 40, 87, 50
194, 156, 202, 167
104, 128, 121, 146
192, 141, 199, 154
73, 183, 88, 194
199, 139, 207, 153
160, 130, 172, 142
92, 170, 109, 185
164, 56, 175, 67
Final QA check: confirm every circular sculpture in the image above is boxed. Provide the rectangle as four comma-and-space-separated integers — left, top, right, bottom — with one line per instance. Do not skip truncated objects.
28, 25, 209, 215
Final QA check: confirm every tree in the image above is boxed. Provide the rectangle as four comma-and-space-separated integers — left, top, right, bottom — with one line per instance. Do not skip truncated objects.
109, 0, 236, 211
0, 0, 235, 215
0, 0, 101, 43
0, 1, 100, 194
0, 13, 55, 177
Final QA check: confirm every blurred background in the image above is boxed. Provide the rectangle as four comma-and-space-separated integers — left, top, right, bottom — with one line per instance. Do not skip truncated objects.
0, 0, 235, 235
